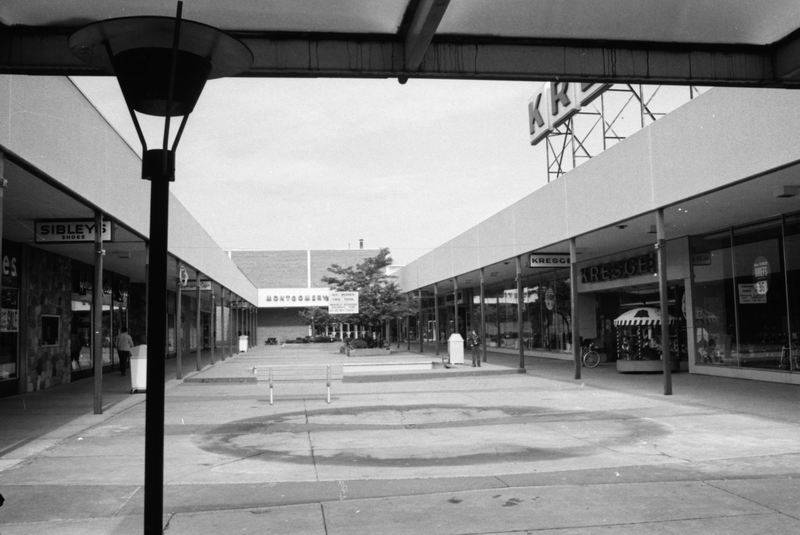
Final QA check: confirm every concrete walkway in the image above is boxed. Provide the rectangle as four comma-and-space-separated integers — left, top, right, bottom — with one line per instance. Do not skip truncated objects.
1, 343, 800, 533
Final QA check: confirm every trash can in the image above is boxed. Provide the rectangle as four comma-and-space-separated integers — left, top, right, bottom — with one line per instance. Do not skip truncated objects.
447, 333, 465, 365
238, 335, 248, 353
129, 345, 147, 393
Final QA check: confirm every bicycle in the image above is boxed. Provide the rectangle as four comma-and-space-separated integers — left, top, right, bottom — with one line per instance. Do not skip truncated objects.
581, 343, 601, 368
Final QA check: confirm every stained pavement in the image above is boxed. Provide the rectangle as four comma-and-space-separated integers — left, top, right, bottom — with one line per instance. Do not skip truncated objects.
1, 343, 800, 534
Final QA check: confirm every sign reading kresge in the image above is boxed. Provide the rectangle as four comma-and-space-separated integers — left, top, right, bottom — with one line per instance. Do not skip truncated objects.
529, 253, 570, 268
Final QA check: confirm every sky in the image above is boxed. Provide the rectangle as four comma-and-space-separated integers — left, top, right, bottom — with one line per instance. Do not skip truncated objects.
72, 77, 547, 266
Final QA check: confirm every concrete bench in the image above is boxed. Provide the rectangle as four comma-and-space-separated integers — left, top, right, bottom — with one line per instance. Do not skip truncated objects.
252, 365, 340, 405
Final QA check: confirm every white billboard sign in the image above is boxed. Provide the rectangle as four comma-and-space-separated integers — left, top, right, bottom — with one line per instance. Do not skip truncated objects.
35, 219, 113, 243
528, 82, 610, 145
258, 288, 330, 308
329, 291, 359, 314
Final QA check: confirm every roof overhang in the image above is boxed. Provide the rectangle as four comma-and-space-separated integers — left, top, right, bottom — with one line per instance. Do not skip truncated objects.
2, 1, 800, 87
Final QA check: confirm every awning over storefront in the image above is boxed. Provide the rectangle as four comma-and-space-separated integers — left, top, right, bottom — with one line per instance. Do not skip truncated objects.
613, 307, 675, 327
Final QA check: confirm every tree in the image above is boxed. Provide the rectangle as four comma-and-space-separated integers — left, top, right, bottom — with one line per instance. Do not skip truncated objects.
299, 248, 417, 344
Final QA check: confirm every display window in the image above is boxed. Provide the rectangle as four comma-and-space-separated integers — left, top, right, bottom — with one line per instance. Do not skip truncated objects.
478, 270, 572, 353
692, 216, 799, 372
70, 265, 129, 376
1, 241, 21, 381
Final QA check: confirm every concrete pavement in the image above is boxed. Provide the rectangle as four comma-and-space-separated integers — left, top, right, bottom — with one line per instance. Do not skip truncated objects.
1, 343, 800, 533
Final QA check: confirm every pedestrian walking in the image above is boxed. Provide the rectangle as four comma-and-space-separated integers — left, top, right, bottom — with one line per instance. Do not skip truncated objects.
114, 328, 134, 376
468, 330, 481, 367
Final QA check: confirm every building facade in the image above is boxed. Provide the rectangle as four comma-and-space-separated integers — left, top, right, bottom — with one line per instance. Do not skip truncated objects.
231, 249, 381, 343
0, 75, 258, 397
400, 87, 800, 385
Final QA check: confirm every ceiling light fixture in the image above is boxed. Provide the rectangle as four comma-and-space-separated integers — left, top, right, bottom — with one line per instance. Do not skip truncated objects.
774, 185, 800, 198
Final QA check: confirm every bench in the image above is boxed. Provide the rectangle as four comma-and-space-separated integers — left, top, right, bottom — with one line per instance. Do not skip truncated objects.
252, 365, 339, 405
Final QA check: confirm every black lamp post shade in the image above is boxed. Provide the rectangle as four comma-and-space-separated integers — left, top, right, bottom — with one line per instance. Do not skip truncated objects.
69, 16, 252, 117
113, 47, 210, 116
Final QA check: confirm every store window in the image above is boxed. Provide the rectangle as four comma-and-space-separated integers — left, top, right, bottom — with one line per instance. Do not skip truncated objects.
692, 218, 794, 371
481, 271, 572, 353
691, 231, 735, 365
733, 222, 787, 369
0, 241, 20, 381
523, 274, 571, 352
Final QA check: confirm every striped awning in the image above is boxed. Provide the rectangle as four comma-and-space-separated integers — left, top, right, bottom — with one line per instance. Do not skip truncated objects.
613, 307, 675, 327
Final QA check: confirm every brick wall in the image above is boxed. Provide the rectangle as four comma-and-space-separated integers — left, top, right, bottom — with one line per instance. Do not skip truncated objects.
257, 308, 308, 343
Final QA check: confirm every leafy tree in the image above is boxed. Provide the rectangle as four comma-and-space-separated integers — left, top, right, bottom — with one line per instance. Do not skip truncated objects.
299, 248, 417, 344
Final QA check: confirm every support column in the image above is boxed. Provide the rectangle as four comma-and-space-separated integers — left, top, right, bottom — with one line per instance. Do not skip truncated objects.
434, 283, 440, 356
570, 239, 581, 380
195, 269, 201, 371
516, 256, 525, 370
496, 296, 501, 354
175, 265, 183, 380
453, 277, 459, 336
209, 286, 215, 365
418, 290, 424, 353
220, 288, 227, 361
0, 161, 6, 389
406, 315, 411, 351
656, 209, 673, 395
253, 305, 258, 347
143, 155, 171, 532
453, 277, 458, 333
92, 211, 104, 414
480, 267, 487, 363
231, 297, 237, 355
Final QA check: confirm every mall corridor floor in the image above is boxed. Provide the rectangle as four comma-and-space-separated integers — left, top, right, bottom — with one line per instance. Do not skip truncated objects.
1, 344, 800, 534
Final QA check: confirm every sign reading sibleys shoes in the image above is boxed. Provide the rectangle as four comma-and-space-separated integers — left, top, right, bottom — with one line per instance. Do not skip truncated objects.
528, 82, 610, 145
35, 219, 113, 243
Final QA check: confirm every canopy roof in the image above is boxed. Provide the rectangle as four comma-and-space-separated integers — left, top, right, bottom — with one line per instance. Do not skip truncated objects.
2, 1, 800, 86
614, 307, 676, 327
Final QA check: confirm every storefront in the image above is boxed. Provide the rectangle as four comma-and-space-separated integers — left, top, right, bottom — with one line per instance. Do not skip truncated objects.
0, 240, 20, 396
575, 245, 690, 370
69, 263, 130, 379
690, 214, 800, 377
477, 269, 572, 353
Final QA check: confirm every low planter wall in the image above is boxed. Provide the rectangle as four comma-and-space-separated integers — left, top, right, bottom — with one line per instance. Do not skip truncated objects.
346, 348, 392, 357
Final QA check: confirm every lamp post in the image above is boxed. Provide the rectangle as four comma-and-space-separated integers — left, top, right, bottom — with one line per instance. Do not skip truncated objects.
69, 4, 252, 533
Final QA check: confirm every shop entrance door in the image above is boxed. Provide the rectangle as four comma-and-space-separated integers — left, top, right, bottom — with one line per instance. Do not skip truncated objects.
593, 282, 688, 366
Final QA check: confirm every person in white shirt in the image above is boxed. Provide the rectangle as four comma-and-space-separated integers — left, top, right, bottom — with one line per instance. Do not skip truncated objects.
114, 328, 134, 376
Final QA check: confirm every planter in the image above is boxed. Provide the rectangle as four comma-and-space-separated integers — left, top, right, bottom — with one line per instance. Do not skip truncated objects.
346, 348, 392, 357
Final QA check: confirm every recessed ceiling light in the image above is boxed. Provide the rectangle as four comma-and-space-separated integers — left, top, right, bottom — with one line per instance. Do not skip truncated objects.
774, 185, 800, 198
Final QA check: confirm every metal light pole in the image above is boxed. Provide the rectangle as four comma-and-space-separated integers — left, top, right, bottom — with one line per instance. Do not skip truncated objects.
69, 5, 252, 532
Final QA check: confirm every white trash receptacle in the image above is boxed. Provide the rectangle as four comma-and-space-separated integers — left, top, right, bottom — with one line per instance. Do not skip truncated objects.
447, 333, 465, 364
129, 345, 147, 393
238, 335, 248, 353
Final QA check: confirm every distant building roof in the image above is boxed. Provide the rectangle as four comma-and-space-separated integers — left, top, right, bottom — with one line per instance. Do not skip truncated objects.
231, 249, 381, 288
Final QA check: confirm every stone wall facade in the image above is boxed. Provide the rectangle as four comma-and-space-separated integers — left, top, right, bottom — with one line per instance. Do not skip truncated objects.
23, 245, 73, 392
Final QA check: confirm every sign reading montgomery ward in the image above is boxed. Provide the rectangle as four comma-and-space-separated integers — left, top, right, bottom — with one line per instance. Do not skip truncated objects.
35, 219, 113, 243
530, 253, 570, 268
257, 288, 330, 308
581, 253, 656, 284
528, 82, 610, 145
